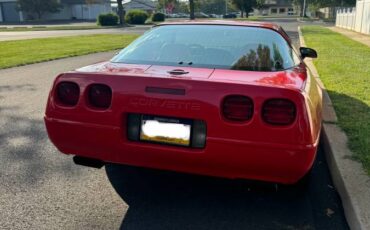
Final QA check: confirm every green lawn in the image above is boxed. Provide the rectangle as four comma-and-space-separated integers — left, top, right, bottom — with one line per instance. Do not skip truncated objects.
301, 26, 370, 174
0, 25, 119, 32
0, 34, 139, 69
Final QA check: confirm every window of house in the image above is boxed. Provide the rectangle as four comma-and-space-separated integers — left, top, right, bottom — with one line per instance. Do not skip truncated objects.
279, 8, 286, 14
271, 9, 277, 14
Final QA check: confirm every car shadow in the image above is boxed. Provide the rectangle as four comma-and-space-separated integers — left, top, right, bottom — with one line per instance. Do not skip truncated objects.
0, 83, 82, 187
105, 143, 349, 230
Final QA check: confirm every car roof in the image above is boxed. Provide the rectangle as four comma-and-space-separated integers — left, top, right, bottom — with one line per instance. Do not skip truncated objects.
156, 20, 291, 43
158, 20, 280, 30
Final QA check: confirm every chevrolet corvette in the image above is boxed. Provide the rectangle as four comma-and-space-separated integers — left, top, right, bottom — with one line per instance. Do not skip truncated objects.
44, 21, 322, 184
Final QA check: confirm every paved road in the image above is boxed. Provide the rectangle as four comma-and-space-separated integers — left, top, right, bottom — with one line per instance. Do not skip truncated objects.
0, 52, 127, 229
0, 26, 151, 41
0, 18, 347, 229
107, 146, 348, 230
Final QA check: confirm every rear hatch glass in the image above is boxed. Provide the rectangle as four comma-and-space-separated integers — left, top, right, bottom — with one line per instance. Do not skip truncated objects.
111, 25, 300, 72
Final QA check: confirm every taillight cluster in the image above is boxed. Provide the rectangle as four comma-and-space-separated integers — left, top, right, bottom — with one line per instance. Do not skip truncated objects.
55, 82, 112, 109
56, 82, 80, 106
222, 96, 296, 125
262, 99, 296, 125
222, 95, 253, 122
88, 84, 112, 109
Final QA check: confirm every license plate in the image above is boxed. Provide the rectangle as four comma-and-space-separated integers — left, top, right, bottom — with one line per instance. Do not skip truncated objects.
140, 115, 192, 146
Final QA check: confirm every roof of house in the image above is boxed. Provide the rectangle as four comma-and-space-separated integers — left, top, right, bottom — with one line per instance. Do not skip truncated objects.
157, 20, 280, 32
123, 0, 156, 10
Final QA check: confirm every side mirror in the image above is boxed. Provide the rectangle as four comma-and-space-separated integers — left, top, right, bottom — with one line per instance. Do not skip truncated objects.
300, 47, 318, 59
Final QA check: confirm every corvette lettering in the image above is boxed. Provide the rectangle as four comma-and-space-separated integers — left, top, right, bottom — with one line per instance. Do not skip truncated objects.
129, 98, 201, 111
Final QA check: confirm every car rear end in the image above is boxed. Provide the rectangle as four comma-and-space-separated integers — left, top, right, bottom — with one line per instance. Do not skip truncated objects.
45, 67, 321, 184
44, 23, 322, 184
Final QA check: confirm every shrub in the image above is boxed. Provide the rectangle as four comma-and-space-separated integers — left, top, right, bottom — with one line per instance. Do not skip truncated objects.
97, 13, 118, 26
125, 10, 149, 25
152, 12, 165, 22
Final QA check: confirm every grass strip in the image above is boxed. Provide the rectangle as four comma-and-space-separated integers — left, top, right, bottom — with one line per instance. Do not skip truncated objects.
301, 26, 370, 174
0, 34, 138, 69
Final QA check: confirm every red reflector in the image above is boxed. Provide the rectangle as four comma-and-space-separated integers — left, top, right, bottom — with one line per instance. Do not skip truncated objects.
56, 82, 80, 106
88, 84, 112, 109
222, 95, 253, 121
262, 99, 296, 125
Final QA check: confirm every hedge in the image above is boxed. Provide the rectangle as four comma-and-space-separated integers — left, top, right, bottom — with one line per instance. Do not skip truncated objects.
97, 13, 118, 26
125, 10, 149, 25
152, 12, 165, 22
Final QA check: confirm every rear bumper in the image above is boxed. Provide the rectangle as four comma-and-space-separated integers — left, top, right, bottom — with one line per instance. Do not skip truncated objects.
45, 117, 318, 184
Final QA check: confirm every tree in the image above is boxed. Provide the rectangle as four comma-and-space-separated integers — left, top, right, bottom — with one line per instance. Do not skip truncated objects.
117, 0, 125, 26
231, 0, 257, 18
198, 0, 230, 14
177, 2, 190, 13
255, 0, 269, 11
16, 0, 62, 20
189, 0, 195, 19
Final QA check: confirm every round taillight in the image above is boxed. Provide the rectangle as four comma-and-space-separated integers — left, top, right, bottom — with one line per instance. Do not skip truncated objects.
56, 82, 80, 106
222, 95, 254, 122
88, 84, 112, 109
262, 99, 296, 125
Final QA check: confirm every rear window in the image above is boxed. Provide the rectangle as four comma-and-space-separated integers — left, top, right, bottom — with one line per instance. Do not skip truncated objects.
111, 25, 300, 72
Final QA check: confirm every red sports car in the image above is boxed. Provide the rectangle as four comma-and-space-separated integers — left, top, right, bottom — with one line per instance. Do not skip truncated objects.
45, 21, 322, 184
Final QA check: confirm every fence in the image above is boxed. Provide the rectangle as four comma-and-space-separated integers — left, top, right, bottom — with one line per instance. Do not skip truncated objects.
336, 0, 370, 35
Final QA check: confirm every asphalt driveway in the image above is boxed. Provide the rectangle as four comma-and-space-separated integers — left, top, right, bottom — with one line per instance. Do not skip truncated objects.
0, 52, 126, 229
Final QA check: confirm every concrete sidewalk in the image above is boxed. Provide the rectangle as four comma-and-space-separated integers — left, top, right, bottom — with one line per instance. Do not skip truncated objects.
330, 27, 370, 47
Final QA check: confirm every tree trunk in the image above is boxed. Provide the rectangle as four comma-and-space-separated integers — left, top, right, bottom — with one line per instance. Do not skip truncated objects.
241, 11, 244, 18
117, 0, 124, 26
245, 10, 249, 18
36, 11, 42, 20
189, 0, 195, 20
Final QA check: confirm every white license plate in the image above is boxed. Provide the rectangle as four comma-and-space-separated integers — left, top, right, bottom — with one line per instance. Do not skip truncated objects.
140, 115, 192, 146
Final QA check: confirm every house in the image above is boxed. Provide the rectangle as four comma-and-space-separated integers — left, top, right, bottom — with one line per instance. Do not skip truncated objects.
121, 0, 156, 14
254, 0, 296, 16
0, 0, 23, 22
0, 0, 112, 22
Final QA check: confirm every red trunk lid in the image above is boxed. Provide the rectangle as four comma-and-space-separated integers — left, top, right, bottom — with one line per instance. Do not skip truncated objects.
76, 62, 306, 90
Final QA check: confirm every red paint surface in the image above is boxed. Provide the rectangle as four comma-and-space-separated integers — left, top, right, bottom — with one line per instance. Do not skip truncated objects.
44, 23, 322, 184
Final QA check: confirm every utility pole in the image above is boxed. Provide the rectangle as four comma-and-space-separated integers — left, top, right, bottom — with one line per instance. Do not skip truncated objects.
302, 0, 307, 17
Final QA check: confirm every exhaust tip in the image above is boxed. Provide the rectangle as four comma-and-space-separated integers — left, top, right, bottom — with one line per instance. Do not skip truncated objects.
73, 156, 105, 169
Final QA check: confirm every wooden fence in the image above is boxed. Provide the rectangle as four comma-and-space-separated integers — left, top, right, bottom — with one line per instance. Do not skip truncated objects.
336, 0, 370, 35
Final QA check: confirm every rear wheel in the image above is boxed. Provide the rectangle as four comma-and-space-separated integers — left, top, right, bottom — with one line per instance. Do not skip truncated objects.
295, 168, 313, 189
105, 164, 158, 205
278, 167, 313, 195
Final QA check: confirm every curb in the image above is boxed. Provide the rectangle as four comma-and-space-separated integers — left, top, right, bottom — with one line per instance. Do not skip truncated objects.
298, 26, 370, 230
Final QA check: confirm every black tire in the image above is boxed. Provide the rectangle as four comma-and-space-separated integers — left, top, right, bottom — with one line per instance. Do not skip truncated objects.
105, 164, 158, 205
